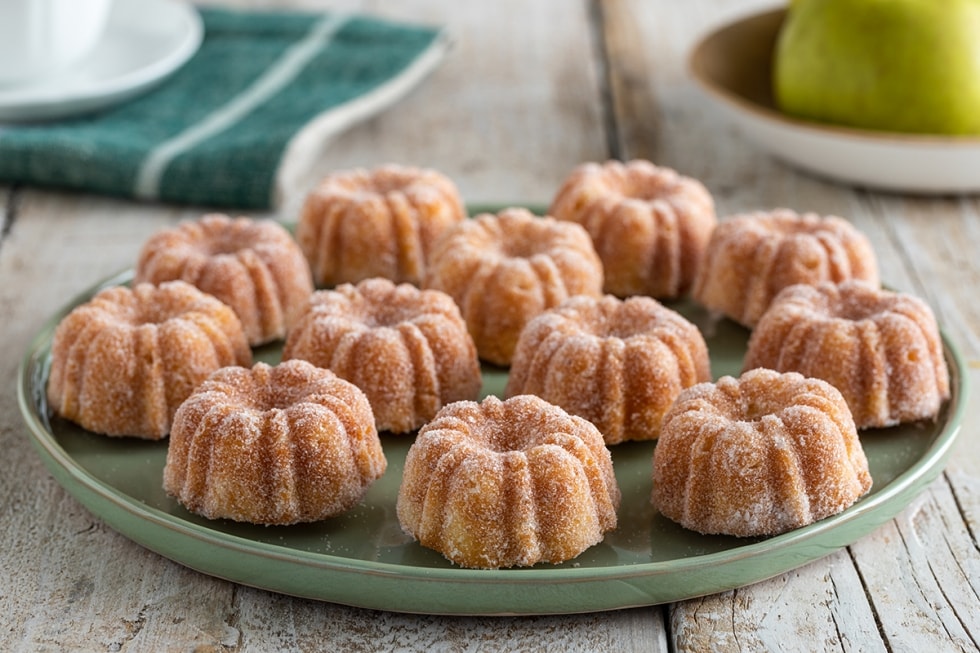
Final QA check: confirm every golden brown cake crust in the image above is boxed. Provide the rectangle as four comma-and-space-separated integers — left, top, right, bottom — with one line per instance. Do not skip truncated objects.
548, 159, 717, 299
652, 368, 872, 537
134, 214, 314, 346
744, 280, 951, 429
505, 294, 711, 444
693, 209, 880, 327
424, 207, 604, 366
46, 281, 252, 439
164, 359, 387, 525
397, 394, 621, 569
283, 277, 482, 434
296, 164, 465, 287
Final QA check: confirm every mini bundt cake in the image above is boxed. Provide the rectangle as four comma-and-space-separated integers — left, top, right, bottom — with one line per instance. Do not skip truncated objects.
652, 368, 872, 537
424, 207, 604, 366
506, 294, 711, 444
397, 394, 621, 569
134, 214, 314, 346
163, 359, 387, 525
693, 209, 880, 327
296, 164, 466, 287
282, 277, 482, 434
47, 281, 252, 439
548, 159, 717, 299
744, 280, 951, 429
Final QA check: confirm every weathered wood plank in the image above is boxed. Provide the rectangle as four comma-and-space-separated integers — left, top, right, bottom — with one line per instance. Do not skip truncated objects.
277, 0, 609, 218
850, 479, 980, 653
859, 193, 980, 359
597, 0, 777, 184
670, 550, 887, 653
947, 365, 980, 528
0, 187, 10, 242
231, 598, 667, 653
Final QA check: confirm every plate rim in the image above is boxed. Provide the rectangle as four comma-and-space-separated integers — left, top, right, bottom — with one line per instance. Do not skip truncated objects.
16, 267, 970, 614
0, 0, 202, 120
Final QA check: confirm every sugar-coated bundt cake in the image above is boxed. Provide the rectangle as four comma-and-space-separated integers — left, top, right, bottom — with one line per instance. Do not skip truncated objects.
47, 281, 252, 439
163, 360, 387, 525
549, 159, 717, 299
693, 209, 880, 327
282, 277, 482, 434
296, 164, 466, 287
424, 207, 604, 366
744, 280, 951, 429
134, 214, 314, 346
397, 394, 621, 569
652, 368, 872, 537
506, 294, 711, 444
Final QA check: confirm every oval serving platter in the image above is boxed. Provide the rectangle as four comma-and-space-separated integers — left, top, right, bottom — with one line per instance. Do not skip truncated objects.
18, 268, 967, 615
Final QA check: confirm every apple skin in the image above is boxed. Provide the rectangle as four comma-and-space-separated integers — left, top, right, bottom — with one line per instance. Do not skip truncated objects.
774, 0, 980, 135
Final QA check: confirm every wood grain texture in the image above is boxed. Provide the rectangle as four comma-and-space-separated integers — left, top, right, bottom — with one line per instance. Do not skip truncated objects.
276, 0, 608, 217
1, 1, 978, 650
670, 551, 887, 653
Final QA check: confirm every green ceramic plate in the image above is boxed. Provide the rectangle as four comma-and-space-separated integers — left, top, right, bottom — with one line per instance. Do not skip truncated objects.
18, 270, 968, 615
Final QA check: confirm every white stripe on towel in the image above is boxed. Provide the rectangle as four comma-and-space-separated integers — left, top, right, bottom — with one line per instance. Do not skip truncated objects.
134, 12, 350, 201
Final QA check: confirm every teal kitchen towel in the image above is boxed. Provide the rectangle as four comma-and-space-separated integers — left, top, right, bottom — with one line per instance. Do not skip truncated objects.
0, 6, 449, 208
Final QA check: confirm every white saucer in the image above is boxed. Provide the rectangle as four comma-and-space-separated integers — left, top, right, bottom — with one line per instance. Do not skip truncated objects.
0, 0, 202, 122
689, 8, 980, 195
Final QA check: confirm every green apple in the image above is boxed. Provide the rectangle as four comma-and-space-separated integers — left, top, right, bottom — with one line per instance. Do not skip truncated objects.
774, 0, 980, 135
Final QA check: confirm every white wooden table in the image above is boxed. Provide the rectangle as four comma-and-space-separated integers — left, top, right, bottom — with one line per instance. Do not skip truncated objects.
3, 1, 979, 650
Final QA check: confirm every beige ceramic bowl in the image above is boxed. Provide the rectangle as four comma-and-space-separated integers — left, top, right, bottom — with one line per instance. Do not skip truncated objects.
689, 8, 980, 194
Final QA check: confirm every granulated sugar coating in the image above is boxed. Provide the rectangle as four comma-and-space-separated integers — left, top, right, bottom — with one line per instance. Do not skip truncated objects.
652, 369, 872, 538
506, 294, 711, 444
423, 207, 604, 366
283, 278, 482, 434
46, 281, 252, 439
135, 213, 314, 346
397, 394, 621, 569
296, 164, 465, 288
164, 359, 386, 525
693, 209, 880, 328
548, 159, 717, 300
744, 280, 951, 429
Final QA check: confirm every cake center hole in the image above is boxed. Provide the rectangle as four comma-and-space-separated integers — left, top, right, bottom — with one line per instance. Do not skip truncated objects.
624, 185, 663, 202
206, 233, 250, 256
585, 307, 646, 339
136, 304, 181, 326
361, 302, 419, 328
484, 421, 538, 453
501, 237, 544, 259
260, 389, 300, 411
833, 298, 885, 322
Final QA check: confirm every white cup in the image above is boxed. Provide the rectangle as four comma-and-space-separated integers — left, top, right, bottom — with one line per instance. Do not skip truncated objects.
0, 0, 114, 86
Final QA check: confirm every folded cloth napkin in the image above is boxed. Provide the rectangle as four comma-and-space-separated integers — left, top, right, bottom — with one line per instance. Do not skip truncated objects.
0, 6, 449, 209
